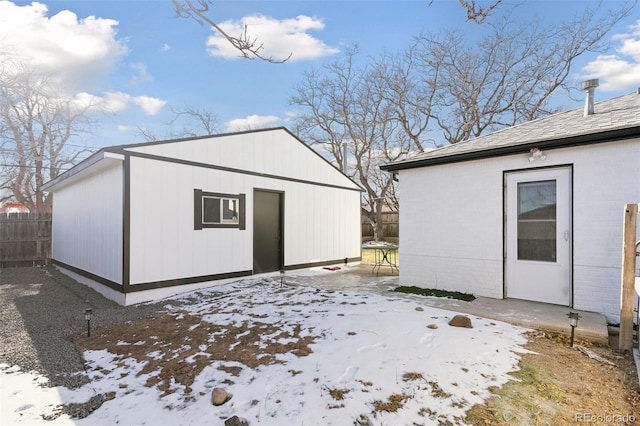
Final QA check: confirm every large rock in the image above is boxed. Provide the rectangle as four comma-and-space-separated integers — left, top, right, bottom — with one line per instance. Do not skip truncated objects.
211, 388, 229, 406
448, 315, 473, 328
224, 416, 249, 426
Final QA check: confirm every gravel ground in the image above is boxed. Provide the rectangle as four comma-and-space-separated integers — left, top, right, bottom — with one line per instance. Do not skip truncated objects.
0, 266, 165, 389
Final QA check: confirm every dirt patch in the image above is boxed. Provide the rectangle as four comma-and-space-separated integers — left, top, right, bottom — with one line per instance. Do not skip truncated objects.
76, 310, 316, 399
74, 299, 640, 423
371, 393, 411, 413
465, 331, 640, 425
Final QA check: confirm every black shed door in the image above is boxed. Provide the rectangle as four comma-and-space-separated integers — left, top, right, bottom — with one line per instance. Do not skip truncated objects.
253, 190, 283, 273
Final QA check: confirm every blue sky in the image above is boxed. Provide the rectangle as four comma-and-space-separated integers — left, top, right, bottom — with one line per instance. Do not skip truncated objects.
1, 0, 639, 155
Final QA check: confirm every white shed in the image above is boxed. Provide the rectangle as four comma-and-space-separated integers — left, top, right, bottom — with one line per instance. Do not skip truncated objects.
382, 91, 640, 322
42, 127, 362, 305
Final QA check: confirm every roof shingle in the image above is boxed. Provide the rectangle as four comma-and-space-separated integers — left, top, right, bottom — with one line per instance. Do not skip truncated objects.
383, 92, 640, 170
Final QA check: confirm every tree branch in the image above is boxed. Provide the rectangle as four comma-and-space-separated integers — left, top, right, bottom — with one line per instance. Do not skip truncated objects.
173, 0, 291, 63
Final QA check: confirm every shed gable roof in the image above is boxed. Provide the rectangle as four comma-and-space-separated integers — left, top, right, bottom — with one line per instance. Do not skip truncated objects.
43, 127, 362, 192
382, 92, 640, 171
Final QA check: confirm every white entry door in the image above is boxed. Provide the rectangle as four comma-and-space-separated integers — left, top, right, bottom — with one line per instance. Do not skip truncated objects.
505, 167, 572, 305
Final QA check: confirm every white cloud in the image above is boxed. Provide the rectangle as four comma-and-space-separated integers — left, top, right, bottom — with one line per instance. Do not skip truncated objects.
225, 114, 280, 132
117, 125, 135, 132
130, 62, 153, 85
206, 14, 339, 62
102, 92, 133, 113
73, 91, 165, 116
72, 92, 104, 112
0, 1, 128, 93
132, 95, 167, 115
161, 43, 171, 52
73, 91, 130, 113
580, 19, 640, 92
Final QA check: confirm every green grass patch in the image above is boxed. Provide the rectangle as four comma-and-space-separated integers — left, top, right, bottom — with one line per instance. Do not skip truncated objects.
465, 364, 563, 425
510, 365, 562, 402
392, 286, 476, 301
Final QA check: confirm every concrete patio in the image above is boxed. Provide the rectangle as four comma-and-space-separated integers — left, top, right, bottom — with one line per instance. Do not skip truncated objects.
285, 264, 611, 344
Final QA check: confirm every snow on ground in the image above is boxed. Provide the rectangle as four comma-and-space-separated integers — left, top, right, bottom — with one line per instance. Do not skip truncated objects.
1, 269, 529, 425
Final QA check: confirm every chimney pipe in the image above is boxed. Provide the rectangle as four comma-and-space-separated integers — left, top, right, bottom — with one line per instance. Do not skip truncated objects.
582, 79, 599, 116
342, 142, 348, 172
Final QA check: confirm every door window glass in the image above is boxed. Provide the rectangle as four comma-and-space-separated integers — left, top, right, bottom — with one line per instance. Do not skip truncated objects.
517, 180, 556, 262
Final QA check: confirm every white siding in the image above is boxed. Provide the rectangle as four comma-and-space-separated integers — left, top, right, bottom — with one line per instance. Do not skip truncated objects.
125, 129, 359, 191
128, 157, 252, 285
284, 184, 361, 266
128, 156, 361, 286
571, 139, 640, 322
399, 158, 505, 299
52, 162, 123, 284
399, 138, 640, 322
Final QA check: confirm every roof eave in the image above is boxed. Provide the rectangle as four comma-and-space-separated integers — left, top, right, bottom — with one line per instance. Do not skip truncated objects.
381, 125, 640, 172
41, 150, 125, 191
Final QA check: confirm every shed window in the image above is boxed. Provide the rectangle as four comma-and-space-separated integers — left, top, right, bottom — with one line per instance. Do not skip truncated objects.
194, 189, 245, 230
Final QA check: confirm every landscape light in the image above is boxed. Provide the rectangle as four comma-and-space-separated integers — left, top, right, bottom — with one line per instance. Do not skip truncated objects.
567, 311, 580, 347
280, 269, 285, 287
85, 308, 93, 338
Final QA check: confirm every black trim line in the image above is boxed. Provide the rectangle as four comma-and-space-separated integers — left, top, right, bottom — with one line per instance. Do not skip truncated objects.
128, 270, 253, 292
125, 151, 363, 192
381, 126, 640, 171
55, 256, 363, 296
123, 154, 131, 293
53, 259, 123, 292
284, 257, 362, 271
53, 258, 253, 294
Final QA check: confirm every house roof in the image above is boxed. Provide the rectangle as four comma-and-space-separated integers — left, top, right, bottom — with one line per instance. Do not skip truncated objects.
381, 91, 640, 171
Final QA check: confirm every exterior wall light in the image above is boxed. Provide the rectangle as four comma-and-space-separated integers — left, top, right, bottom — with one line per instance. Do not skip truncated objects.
528, 148, 546, 162
567, 311, 580, 347
85, 308, 93, 338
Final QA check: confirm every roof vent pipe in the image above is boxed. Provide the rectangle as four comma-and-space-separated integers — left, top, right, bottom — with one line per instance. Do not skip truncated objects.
582, 79, 599, 116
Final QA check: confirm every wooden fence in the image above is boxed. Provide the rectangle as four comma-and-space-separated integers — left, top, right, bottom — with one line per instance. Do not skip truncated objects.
362, 211, 399, 241
0, 213, 52, 267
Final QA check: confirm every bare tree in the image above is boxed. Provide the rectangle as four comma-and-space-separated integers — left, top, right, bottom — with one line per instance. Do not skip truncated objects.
290, 47, 425, 241
429, 0, 503, 24
411, 4, 633, 144
136, 104, 220, 142
290, 3, 632, 240
0, 58, 92, 213
459, 0, 503, 23
167, 104, 219, 136
376, 48, 439, 154
173, 0, 291, 63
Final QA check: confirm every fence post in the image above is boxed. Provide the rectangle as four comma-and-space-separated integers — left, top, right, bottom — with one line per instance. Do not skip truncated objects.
619, 203, 638, 353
